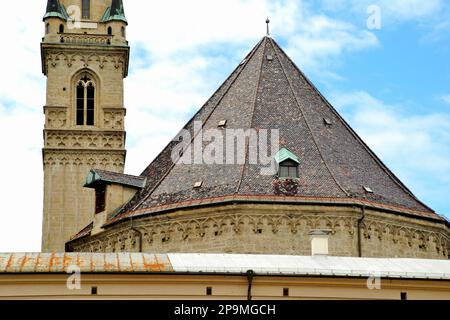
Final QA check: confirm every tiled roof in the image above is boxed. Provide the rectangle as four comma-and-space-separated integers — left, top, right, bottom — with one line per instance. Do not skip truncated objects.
70, 36, 443, 241
1, 253, 449, 280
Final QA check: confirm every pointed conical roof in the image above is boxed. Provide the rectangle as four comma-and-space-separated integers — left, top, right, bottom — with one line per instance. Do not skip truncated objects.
101, 0, 127, 24
104, 36, 441, 228
44, 0, 68, 20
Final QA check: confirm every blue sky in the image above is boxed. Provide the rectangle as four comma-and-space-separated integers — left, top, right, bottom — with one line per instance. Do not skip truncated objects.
0, 0, 449, 251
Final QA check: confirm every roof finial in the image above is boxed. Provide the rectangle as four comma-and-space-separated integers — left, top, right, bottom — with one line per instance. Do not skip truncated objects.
266, 17, 270, 36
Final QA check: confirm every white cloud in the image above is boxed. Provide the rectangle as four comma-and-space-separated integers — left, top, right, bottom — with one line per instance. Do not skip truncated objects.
0, 3, 46, 252
377, 0, 443, 21
330, 91, 450, 214
284, 15, 379, 73
320, 0, 444, 21
0, 106, 43, 252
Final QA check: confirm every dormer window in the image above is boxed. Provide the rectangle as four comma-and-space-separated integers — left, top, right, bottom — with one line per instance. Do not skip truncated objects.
279, 160, 299, 178
275, 148, 300, 179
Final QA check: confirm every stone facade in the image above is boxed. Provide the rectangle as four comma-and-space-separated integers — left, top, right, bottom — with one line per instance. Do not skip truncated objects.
41, 0, 129, 252
67, 203, 450, 259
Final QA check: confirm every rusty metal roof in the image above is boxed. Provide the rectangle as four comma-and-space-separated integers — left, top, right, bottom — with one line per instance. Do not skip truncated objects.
1, 253, 449, 280
0, 253, 172, 273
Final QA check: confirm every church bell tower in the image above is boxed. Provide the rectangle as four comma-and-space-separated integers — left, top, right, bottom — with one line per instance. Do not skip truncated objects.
41, 0, 129, 252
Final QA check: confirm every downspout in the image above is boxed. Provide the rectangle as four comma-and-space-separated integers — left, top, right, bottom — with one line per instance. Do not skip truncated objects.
246, 269, 254, 301
130, 216, 143, 253
358, 205, 366, 257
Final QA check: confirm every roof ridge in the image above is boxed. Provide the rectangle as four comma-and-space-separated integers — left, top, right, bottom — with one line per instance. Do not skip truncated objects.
268, 38, 349, 197
92, 169, 144, 179
129, 37, 267, 212
139, 38, 265, 178
270, 39, 433, 212
236, 37, 268, 194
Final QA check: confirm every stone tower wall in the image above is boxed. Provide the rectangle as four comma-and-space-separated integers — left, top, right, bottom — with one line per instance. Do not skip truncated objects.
41, 0, 129, 252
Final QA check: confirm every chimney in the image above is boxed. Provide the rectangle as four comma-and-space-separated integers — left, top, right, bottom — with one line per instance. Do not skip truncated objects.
309, 230, 331, 256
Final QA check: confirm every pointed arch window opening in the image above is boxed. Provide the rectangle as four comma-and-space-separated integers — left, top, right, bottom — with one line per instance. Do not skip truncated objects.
76, 74, 96, 126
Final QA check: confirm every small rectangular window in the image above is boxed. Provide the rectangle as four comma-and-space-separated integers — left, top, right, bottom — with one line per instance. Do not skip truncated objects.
95, 185, 106, 214
82, 0, 90, 19
279, 160, 299, 179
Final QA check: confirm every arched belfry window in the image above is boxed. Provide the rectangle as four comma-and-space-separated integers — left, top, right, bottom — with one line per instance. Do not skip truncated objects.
76, 74, 95, 126
59, 24, 64, 33
107, 26, 112, 35
82, 0, 90, 19
275, 148, 300, 179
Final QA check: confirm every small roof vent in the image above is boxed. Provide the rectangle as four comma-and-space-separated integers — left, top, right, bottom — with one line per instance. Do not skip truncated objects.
266, 54, 273, 61
363, 186, 373, 193
194, 181, 203, 188
323, 118, 332, 126
218, 120, 227, 128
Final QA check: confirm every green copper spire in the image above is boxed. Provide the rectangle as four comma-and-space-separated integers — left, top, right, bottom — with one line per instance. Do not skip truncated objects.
102, 0, 127, 24
44, 0, 68, 20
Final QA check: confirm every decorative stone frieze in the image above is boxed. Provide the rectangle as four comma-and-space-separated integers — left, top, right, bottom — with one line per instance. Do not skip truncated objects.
44, 130, 125, 149
68, 204, 449, 259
